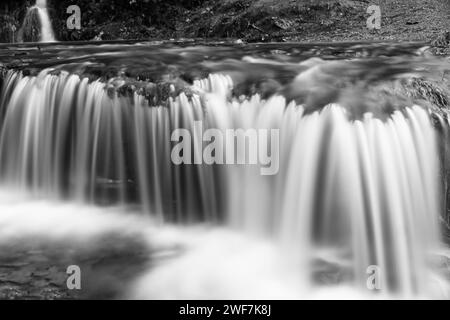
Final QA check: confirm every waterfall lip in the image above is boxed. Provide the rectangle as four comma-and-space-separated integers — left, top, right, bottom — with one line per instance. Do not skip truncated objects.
2, 64, 447, 122
35, 0, 47, 9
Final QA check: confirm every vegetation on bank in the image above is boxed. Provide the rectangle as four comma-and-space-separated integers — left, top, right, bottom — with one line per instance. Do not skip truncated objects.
0, 0, 448, 49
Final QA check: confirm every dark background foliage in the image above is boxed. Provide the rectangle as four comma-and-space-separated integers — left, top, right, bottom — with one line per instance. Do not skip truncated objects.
0, 0, 448, 43
49, 0, 208, 40
0, 0, 209, 42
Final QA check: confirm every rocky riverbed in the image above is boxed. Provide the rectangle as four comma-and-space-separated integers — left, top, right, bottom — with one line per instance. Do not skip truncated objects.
0, 235, 151, 300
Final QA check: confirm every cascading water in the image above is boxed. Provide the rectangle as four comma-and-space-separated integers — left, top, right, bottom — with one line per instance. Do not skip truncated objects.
19, 0, 56, 43
35, 0, 55, 42
0, 55, 446, 298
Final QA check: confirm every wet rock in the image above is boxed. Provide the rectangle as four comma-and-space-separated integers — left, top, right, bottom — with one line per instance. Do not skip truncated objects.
312, 258, 353, 286
0, 233, 152, 300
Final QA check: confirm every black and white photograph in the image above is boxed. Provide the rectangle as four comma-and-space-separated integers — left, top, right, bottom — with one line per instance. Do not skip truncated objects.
0, 0, 449, 305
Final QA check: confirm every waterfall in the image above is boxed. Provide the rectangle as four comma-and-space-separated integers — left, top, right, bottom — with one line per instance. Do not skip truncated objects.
35, 0, 55, 42
0, 68, 443, 297
19, 0, 56, 43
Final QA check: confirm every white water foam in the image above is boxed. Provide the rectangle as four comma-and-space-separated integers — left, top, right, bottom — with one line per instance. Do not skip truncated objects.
0, 188, 448, 300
